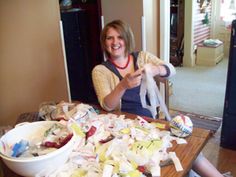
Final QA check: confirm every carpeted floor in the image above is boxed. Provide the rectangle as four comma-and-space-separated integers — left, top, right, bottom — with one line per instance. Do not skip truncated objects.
169, 58, 228, 118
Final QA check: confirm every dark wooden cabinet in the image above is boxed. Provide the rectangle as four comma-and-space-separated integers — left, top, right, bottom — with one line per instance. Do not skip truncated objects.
221, 20, 236, 150
61, 7, 102, 103
72, 0, 103, 67
60, 0, 103, 104
170, 0, 184, 66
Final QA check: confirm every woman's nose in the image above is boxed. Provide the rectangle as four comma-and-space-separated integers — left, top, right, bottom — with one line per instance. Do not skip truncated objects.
112, 37, 119, 44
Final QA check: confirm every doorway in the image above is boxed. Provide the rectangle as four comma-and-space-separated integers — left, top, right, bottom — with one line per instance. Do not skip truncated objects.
169, 0, 184, 67
168, 0, 229, 118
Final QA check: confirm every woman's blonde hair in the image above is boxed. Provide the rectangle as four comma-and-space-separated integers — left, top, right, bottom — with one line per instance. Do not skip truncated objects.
100, 20, 135, 58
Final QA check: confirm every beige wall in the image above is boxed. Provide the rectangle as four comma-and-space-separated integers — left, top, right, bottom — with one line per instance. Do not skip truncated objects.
101, 0, 158, 55
144, 0, 158, 56
0, 0, 68, 126
101, 0, 143, 51
183, 0, 195, 67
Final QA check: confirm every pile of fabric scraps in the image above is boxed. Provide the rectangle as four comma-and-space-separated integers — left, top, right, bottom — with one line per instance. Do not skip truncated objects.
38, 101, 96, 122
36, 103, 187, 177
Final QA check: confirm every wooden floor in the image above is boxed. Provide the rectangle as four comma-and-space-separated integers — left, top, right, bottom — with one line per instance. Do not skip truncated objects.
202, 126, 236, 176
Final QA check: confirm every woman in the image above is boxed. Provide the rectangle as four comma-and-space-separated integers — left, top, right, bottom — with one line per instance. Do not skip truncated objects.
92, 19, 224, 177
92, 19, 175, 118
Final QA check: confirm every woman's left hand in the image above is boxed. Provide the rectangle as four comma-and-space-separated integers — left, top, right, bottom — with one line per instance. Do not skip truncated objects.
144, 63, 166, 77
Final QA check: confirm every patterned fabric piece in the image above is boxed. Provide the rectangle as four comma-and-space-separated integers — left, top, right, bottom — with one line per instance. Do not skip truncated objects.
15, 112, 41, 125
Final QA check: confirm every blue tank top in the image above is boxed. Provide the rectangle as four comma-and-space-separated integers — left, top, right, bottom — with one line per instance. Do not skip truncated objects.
102, 52, 152, 118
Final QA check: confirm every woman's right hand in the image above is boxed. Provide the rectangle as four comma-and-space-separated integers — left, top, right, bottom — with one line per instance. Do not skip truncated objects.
120, 69, 143, 89
103, 69, 143, 111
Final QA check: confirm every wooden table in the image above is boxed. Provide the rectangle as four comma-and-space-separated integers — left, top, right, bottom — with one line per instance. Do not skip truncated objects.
1, 107, 211, 177
106, 110, 211, 177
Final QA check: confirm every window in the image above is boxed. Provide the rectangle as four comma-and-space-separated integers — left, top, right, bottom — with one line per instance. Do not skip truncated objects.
220, 0, 236, 29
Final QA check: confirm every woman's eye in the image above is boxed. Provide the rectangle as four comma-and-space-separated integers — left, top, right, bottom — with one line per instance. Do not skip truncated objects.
105, 36, 123, 41
106, 36, 112, 40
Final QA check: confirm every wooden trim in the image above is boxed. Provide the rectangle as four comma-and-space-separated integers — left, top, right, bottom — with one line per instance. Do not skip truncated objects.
158, 0, 169, 110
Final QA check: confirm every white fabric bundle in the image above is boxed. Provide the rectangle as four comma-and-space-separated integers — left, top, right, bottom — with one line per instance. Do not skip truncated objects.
140, 65, 172, 121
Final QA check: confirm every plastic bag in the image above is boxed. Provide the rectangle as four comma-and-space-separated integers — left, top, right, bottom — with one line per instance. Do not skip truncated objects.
140, 65, 172, 121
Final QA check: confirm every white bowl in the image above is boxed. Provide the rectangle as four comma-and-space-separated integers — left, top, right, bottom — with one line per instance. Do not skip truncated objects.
0, 121, 75, 177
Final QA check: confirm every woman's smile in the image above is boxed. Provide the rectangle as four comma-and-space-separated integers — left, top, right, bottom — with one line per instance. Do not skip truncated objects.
105, 27, 126, 58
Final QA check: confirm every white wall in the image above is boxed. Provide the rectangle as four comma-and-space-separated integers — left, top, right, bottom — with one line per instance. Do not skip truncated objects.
159, 1, 170, 62
211, 0, 231, 57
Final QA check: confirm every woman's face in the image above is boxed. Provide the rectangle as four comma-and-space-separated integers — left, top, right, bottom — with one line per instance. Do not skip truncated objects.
105, 27, 126, 59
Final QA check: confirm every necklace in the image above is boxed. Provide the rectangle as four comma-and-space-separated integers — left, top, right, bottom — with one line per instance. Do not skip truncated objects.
109, 55, 131, 70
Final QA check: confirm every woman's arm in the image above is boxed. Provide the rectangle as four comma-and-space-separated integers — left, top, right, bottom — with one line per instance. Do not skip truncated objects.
92, 65, 143, 111
103, 69, 143, 110
92, 65, 117, 111
138, 51, 176, 78
144, 63, 168, 77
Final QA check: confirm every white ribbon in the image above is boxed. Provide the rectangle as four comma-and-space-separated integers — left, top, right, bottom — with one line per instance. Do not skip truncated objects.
140, 66, 172, 121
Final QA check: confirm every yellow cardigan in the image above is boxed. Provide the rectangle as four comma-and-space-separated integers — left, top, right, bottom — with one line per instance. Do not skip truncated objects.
92, 51, 176, 112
